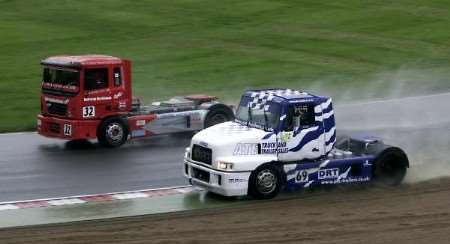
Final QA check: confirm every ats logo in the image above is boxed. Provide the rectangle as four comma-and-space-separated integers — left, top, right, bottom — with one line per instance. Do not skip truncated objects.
318, 168, 339, 179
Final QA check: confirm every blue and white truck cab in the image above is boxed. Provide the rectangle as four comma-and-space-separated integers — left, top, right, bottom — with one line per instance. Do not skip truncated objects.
184, 89, 409, 199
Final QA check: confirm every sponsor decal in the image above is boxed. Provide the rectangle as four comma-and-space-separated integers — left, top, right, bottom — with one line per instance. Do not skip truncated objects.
289, 99, 314, 103
43, 82, 78, 91
136, 120, 146, 126
321, 176, 370, 185
228, 178, 247, 183
261, 142, 288, 154
279, 132, 292, 143
83, 96, 112, 102
157, 110, 202, 119
233, 143, 258, 155
363, 160, 372, 167
191, 113, 202, 122
44, 97, 69, 104
118, 101, 127, 110
318, 168, 339, 179
131, 130, 146, 137
113, 92, 123, 99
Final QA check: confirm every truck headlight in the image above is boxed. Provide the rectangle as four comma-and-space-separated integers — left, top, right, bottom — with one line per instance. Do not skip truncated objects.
218, 161, 234, 170
37, 119, 42, 127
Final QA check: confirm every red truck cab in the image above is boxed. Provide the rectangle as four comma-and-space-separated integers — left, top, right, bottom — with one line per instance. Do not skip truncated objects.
38, 55, 133, 142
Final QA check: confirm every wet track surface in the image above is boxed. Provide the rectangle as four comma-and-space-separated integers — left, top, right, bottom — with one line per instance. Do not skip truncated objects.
0, 93, 449, 202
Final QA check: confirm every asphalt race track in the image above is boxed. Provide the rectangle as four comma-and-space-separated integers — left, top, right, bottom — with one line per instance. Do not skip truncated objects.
0, 133, 192, 202
0, 93, 449, 202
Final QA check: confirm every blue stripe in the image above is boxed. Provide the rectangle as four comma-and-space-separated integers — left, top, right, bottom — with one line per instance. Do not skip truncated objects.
262, 132, 275, 140
323, 114, 335, 133
289, 125, 323, 152
325, 130, 336, 146
322, 102, 333, 114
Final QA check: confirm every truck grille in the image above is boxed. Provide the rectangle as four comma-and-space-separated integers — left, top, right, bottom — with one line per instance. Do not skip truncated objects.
48, 123, 61, 134
192, 145, 212, 165
192, 167, 210, 183
47, 102, 67, 116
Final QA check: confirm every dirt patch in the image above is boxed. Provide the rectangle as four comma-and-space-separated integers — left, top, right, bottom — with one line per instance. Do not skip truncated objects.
1, 179, 450, 244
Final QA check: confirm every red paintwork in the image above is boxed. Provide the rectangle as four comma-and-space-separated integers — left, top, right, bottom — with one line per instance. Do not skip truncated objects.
37, 114, 100, 140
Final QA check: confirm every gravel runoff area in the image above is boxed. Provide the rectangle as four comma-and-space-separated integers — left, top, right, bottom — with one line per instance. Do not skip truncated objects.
1, 178, 449, 244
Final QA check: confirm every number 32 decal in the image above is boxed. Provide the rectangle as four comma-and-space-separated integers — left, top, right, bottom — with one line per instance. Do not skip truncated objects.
82, 106, 95, 118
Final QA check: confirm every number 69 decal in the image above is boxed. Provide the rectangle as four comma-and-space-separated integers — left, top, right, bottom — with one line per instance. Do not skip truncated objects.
295, 170, 309, 183
82, 106, 95, 118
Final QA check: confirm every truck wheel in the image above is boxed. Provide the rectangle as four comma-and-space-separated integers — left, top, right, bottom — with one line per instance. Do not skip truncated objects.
204, 104, 234, 128
373, 147, 408, 187
248, 164, 282, 199
98, 118, 129, 148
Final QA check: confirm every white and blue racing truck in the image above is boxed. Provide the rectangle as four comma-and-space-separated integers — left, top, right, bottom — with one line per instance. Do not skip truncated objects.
184, 89, 409, 199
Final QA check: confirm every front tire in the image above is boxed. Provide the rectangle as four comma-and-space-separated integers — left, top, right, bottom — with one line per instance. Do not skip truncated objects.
248, 164, 282, 199
98, 118, 129, 148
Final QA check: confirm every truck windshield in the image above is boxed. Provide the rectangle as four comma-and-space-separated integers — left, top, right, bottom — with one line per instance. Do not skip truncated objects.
42, 67, 80, 94
235, 96, 281, 131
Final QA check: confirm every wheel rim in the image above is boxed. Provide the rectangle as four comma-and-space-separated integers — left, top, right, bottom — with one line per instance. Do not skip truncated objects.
106, 123, 124, 144
256, 169, 277, 194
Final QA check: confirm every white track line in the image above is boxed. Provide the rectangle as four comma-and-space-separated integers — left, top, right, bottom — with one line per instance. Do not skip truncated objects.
0, 185, 192, 206
0, 131, 36, 136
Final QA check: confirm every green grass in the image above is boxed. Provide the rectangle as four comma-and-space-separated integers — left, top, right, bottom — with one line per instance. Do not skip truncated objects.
1, 0, 450, 132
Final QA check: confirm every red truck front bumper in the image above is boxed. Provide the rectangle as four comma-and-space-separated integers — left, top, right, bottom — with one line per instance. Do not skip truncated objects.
37, 114, 100, 140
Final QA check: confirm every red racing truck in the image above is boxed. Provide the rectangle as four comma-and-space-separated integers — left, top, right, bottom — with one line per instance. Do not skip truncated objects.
37, 55, 234, 147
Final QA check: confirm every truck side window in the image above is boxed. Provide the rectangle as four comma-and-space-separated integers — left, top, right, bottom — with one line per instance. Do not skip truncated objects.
284, 104, 315, 131
113, 67, 121, 87
284, 107, 294, 131
297, 104, 315, 127
85, 68, 108, 91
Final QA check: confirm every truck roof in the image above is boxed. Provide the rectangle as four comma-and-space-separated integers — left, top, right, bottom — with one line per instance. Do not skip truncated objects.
244, 88, 328, 103
41, 55, 123, 68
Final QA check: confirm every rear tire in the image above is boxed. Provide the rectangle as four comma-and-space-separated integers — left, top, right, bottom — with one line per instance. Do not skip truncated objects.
98, 118, 129, 148
373, 147, 408, 187
204, 104, 234, 128
248, 164, 282, 199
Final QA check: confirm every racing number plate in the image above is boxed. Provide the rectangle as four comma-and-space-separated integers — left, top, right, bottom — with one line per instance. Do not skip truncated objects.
82, 106, 95, 118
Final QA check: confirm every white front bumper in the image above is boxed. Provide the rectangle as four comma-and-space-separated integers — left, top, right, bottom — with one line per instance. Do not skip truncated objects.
184, 158, 251, 197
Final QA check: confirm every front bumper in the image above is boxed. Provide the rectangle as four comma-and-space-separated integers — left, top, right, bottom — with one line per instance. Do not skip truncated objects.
37, 114, 100, 140
184, 158, 251, 197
